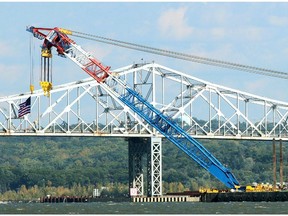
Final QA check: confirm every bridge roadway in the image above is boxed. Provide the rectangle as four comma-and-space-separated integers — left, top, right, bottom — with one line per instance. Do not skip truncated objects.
0, 62, 287, 140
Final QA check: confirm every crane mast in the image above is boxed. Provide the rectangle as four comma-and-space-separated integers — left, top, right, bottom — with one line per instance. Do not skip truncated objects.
26, 26, 240, 189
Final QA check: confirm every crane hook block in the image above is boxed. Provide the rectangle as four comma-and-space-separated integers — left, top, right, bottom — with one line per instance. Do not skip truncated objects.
30, 84, 34, 94
40, 48, 53, 96
41, 49, 52, 58
40, 81, 52, 97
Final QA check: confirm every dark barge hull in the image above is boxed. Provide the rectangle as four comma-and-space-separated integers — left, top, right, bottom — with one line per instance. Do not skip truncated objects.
201, 191, 288, 202
40, 196, 130, 203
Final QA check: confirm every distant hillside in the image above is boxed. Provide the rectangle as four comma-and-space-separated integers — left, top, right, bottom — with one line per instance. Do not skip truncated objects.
0, 136, 286, 193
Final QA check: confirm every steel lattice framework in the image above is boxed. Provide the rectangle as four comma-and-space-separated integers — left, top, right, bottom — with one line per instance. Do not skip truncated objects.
0, 62, 288, 140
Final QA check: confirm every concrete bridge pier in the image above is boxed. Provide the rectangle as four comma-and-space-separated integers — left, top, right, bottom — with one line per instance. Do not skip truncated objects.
128, 137, 162, 197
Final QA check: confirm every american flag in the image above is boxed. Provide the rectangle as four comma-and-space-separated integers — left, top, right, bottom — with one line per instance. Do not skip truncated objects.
18, 97, 31, 118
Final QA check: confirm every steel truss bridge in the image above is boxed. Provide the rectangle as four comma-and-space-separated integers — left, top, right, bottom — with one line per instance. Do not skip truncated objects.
1, 62, 288, 196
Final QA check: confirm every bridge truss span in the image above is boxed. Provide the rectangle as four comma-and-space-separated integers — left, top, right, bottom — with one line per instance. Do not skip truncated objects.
0, 62, 287, 140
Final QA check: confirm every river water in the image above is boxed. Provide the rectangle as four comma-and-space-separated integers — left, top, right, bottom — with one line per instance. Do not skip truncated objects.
0, 201, 287, 214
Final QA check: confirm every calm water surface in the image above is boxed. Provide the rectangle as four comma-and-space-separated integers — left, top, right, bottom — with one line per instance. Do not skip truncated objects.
0, 201, 287, 214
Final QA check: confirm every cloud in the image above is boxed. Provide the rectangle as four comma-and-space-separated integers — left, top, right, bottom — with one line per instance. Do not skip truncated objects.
0, 63, 28, 96
268, 15, 288, 26
239, 27, 263, 41
81, 42, 112, 63
208, 26, 263, 42
0, 64, 23, 84
210, 28, 226, 39
0, 42, 14, 57
243, 77, 288, 102
157, 7, 193, 40
244, 78, 270, 96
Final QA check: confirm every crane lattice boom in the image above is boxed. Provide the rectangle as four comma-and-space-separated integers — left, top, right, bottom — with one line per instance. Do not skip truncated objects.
26, 26, 240, 189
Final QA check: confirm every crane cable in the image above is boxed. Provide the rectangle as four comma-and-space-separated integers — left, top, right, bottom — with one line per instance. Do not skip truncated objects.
29, 34, 35, 94
67, 29, 288, 80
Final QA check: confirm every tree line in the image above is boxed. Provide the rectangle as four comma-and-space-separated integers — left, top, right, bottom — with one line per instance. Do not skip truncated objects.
0, 136, 287, 200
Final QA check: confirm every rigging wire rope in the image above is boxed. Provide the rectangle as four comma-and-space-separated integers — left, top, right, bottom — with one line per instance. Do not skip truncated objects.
67, 29, 288, 80
29, 34, 35, 93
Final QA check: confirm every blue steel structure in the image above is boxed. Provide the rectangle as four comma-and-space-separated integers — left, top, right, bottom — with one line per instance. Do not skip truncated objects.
27, 26, 240, 189
120, 88, 239, 189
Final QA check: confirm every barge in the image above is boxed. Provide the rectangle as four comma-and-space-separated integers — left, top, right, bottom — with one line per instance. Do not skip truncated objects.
40, 191, 288, 203
200, 191, 288, 202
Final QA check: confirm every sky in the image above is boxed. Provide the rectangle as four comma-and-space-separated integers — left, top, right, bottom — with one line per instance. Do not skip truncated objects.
0, 2, 288, 102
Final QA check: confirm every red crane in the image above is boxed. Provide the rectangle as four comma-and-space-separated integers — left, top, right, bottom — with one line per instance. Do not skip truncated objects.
27, 26, 240, 189
27, 26, 110, 96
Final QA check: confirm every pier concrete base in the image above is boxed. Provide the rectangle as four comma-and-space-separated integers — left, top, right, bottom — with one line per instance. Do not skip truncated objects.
132, 195, 200, 202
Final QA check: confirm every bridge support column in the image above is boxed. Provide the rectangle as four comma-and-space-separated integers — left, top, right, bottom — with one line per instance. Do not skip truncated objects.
128, 137, 162, 197
147, 137, 162, 197
128, 138, 147, 196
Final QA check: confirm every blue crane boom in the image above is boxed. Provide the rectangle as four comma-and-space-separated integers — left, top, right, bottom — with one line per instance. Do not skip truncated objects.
119, 88, 239, 189
27, 26, 240, 189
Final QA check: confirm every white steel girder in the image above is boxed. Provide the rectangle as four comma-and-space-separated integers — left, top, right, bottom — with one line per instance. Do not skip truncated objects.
147, 137, 162, 196
0, 62, 287, 140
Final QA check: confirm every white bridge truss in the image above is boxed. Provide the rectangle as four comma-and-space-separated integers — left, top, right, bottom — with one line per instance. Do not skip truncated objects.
0, 62, 288, 140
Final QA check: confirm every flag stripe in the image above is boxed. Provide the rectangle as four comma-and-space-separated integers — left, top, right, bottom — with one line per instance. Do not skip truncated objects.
18, 97, 31, 118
